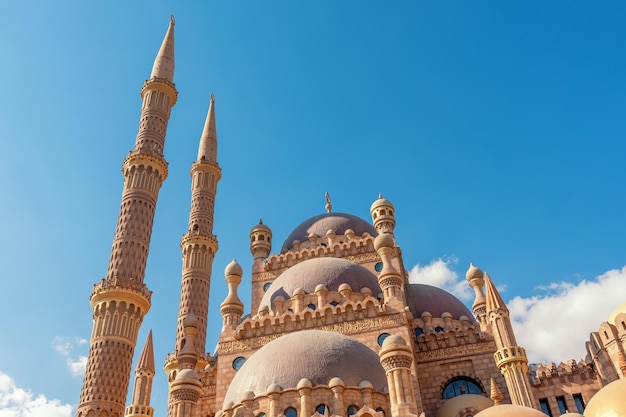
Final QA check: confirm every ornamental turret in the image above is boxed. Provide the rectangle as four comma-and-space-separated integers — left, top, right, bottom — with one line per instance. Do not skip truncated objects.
485, 272, 536, 408
77, 17, 177, 417
220, 259, 244, 331
374, 233, 405, 310
379, 335, 418, 417
466, 262, 487, 329
125, 331, 156, 417
370, 194, 396, 235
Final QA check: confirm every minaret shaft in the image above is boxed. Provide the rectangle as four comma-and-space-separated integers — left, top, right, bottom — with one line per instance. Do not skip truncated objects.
174, 98, 221, 357
77, 18, 177, 417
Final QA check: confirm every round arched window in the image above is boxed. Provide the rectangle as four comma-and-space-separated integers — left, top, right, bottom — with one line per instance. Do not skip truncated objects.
263, 282, 272, 292
232, 356, 246, 371
316, 404, 330, 415
377, 333, 390, 346
347, 405, 359, 416
374, 262, 384, 272
284, 407, 297, 417
442, 376, 483, 399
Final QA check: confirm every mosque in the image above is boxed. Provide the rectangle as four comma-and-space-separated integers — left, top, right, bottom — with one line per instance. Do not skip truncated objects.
75, 17, 626, 417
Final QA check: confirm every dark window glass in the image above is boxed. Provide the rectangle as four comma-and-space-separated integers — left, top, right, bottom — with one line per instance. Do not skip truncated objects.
285, 408, 297, 417
556, 396, 567, 414
375, 408, 385, 417
257, 414, 266, 417
316, 405, 329, 415
330, 301, 339, 307
374, 262, 384, 272
539, 398, 553, 417
307, 304, 316, 310
441, 377, 483, 399
347, 405, 359, 416
573, 394, 585, 413
414, 328, 423, 338
263, 282, 272, 292
435, 326, 444, 332
377, 333, 390, 346
232, 356, 246, 370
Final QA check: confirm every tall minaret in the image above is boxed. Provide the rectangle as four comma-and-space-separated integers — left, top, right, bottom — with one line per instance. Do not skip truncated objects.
125, 331, 156, 417
173, 94, 221, 360
77, 17, 177, 417
485, 272, 535, 408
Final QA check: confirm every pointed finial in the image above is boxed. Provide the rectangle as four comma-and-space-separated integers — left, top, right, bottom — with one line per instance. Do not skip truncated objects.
378, 193, 382, 199
197, 96, 218, 161
485, 271, 508, 313
137, 329, 155, 371
259, 218, 263, 225
150, 16, 176, 82
325, 192, 332, 213
490, 378, 503, 405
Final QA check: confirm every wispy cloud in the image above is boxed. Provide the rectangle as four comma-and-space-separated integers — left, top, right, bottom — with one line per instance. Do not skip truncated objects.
407, 258, 626, 364
509, 265, 626, 363
408, 256, 473, 302
0, 370, 72, 417
51, 337, 87, 377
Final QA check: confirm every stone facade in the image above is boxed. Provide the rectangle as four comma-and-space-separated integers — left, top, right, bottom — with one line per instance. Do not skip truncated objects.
77, 16, 626, 417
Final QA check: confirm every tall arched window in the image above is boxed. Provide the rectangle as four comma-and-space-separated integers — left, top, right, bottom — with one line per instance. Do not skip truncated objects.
442, 376, 483, 399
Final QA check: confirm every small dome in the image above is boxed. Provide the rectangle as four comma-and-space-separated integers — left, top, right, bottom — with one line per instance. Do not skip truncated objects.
381, 334, 407, 349
223, 330, 387, 405
251, 219, 271, 234
436, 394, 493, 417
475, 404, 546, 417
281, 212, 377, 252
176, 368, 199, 382
259, 258, 381, 313
183, 313, 199, 328
225, 259, 243, 276
374, 233, 395, 251
583, 378, 626, 417
608, 301, 626, 325
474, 404, 546, 417
405, 284, 475, 323
465, 262, 484, 282
370, 195, 394, 212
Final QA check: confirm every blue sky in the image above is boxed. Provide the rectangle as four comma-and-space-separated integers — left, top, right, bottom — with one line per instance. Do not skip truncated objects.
0, 1, 625, 416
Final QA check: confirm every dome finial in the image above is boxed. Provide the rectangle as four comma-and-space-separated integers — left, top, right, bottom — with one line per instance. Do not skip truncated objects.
490, 378, 503, 405
325, 192, 332, 213
259, 218, 263, 225
378, 193, 382, 199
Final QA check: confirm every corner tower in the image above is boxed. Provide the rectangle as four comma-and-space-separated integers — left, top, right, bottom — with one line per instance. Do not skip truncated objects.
77, 16, 177, 417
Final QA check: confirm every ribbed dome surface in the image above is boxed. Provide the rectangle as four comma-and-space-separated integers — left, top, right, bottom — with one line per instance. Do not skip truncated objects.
223, 330, 387, 405
259, 258, 380, 313
281, 212, 377, 252
405, 284, 475, 322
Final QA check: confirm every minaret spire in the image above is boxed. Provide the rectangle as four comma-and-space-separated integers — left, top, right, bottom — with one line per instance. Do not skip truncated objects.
165, 94, 221, 387
77, 17, 178, 417
197, 93, 217, 161
150, 15, 175, 82
485, 272, 536, 408
125, 331, 156, 417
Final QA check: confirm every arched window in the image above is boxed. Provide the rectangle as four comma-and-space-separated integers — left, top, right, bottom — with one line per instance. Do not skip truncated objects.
347, 405, 359, 416
375, 407, 385, 417
284, 407, 297, 417
316, 404, 330, 415
442, 376, 483, 399
377, 333, 390, 346
257, 413, 266, 417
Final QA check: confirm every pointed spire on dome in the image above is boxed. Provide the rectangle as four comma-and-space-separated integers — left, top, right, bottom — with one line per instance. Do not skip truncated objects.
150, 15, 175, 82
325, 192, 332, 213
137, 330, 155, 371
490, 378, 503, 405
197, 93, 217, 162
485, 272, 508, 314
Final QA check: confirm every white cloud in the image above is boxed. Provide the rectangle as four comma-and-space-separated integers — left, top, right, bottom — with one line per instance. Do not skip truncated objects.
407, 258, 626, 365
0, 371, 72, 417
51, 337, 87, 377
408, 256, 474, 302
509, 265, 626, 363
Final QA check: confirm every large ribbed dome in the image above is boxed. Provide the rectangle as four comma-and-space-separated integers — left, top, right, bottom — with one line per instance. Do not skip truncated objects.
405, 284, 475, 322
259, 257, 381, 313
281, 212, 377, 252
223, 330, 387, 405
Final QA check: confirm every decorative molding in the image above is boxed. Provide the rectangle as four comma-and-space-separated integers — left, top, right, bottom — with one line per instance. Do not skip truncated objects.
415, 341, 497, 363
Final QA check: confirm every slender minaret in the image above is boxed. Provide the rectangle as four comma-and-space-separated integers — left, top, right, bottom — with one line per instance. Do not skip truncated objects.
485, 272, 535, 408
125, 331, 156, 417
173, 94, 221, 358
77, 17, 177, 417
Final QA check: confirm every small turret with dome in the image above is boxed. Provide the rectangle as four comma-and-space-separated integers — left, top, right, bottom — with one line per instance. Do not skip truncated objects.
370, 194, 396, 235
250, 219, 272, 261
